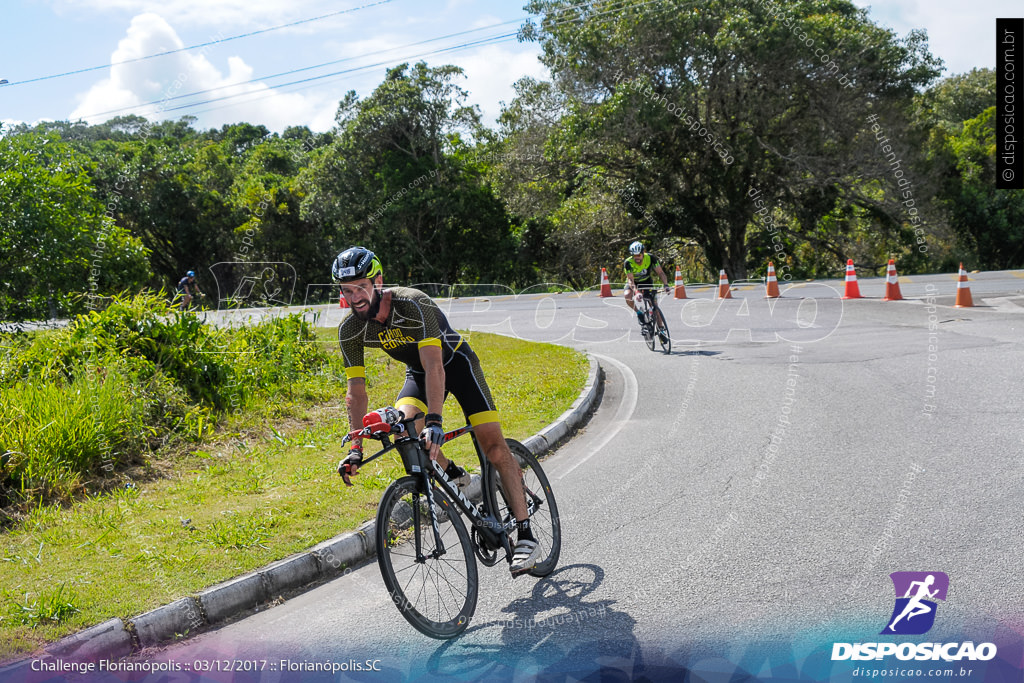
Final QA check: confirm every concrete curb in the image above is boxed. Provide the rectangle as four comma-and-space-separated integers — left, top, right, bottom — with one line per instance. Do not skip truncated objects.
132, 598, 203, 650
20, 355, 602, 664
42, 618, 131, 660
521, 355, 603, 456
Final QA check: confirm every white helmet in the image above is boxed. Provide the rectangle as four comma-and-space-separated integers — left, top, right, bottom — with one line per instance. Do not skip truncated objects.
629, 241, 644, 255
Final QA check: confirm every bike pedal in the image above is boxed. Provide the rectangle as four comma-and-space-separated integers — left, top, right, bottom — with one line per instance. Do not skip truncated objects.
509, 565, 534, 579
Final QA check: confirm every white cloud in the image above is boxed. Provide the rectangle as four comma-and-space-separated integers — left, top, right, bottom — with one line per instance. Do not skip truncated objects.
70, 12, 337, 131
456, 44, 546, 124
1, 119, 26, 135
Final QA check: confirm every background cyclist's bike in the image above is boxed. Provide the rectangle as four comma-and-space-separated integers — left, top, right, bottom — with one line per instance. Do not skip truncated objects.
172, 291, 207, 311
634, 286, 671, 354
340, 408, 561, 639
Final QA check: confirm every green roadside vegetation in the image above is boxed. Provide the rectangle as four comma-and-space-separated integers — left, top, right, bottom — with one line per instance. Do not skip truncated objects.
0, 295, 588, 661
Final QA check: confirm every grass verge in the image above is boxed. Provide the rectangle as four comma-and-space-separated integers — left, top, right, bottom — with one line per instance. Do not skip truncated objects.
0, 328, 587, 661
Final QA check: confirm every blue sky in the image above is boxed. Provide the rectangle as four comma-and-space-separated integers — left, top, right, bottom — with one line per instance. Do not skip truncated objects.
0, 0, 1018, 133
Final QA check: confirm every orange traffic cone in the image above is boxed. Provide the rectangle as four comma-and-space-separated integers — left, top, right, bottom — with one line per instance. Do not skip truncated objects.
765, 262, 781, 298
673, 267, 687, 299
882, 259, 903, 301
954, 262, 974, 308
717, 270, 733, 299
598, 267, 613, 297
339, 291, 349, 308
841, 259, 862, 299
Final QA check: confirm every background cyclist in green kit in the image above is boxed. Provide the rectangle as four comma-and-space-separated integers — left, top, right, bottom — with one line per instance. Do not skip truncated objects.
623, 240, 670, 323
333, 246, 542, 575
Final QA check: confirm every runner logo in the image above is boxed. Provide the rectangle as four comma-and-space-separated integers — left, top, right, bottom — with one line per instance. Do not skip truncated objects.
881, 571, 949, 635
833, 571, 995, 662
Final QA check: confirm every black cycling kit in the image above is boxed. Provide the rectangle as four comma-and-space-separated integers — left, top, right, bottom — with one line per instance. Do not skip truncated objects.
338, 286, 498, 426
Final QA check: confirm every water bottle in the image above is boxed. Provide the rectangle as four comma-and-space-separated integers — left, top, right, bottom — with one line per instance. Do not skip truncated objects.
364, 406, 401, 428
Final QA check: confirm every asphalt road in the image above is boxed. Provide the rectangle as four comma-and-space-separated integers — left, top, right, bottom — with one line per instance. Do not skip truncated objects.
130, 271, 1024, 680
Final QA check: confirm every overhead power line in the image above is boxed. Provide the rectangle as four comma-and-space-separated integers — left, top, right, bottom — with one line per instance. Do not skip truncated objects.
173, 0, 671, 119
76, 0, 667, 121
157, 32, 520, 115
79, 18, 531, 120
167, 33, 523, 119
0, 0, 393, 87
50, 0, 672, 124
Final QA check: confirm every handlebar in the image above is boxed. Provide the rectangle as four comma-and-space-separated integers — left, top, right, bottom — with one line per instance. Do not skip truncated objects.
340, 421, 404, 446
340, 407, 423, 447
337, 408, 483, 490
632, 285, 668, 299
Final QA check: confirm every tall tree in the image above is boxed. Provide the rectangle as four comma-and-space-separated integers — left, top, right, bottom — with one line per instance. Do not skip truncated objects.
228, 131, 335, 302
88, 123, 245, 290
937, 107, 1024, 269
0, 132, 150, 321
915, 70, 1023, 270
302, 62, 517, 285
516, 0, 942, 278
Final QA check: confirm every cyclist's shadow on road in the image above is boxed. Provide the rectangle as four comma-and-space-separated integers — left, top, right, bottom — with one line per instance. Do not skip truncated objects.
668, 349, 721, 357
424, 564, 645, 680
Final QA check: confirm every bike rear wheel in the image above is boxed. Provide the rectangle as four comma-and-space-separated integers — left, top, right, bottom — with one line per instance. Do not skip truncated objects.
375, 475, 478, 639
484, 439, 561, 577
654, 305, 671, 354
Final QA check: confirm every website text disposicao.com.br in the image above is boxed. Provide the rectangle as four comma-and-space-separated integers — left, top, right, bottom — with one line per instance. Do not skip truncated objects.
834, 641, 995, 678
850, 666, 980, 678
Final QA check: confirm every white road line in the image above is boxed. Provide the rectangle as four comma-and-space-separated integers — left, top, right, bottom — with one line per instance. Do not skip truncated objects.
555, 352, 638, 480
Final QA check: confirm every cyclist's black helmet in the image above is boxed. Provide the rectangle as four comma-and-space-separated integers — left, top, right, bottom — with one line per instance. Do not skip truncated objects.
332, 246, 383, 283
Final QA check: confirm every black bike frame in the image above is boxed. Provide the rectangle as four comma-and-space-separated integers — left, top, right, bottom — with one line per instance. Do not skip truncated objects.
355, 418, 511, 558
635, 286, 661, 323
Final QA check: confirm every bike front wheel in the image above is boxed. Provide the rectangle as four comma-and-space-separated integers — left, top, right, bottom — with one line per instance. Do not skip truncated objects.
484, 439, 562, 577
640, 307, 656, 351
654, 305, 671, 354
375, 476, 478, 639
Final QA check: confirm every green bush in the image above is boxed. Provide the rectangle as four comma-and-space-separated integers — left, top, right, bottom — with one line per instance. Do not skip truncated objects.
231, 315, 327, 399
1, 293, 232, 409
0, 294, 333, 507
67, 293, 234, 409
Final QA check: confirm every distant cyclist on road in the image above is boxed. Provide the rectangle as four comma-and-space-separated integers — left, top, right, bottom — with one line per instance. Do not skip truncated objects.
623, 241, 670, 323
176, 270, 203, 309
332, 246, 542, 575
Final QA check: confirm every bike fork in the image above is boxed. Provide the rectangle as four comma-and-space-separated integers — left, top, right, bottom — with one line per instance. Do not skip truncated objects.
417, 469, 446, 560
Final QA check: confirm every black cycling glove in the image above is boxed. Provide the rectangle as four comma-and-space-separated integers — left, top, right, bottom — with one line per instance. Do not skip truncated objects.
420, 414, 444, 451
339, 449, 363, 487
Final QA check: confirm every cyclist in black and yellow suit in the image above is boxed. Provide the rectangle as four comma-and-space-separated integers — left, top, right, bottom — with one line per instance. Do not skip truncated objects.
333, 246, 541, 575
623, 240, 670, 322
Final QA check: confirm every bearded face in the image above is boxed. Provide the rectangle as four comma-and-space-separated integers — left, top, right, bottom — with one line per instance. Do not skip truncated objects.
341, 277, 383, 321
